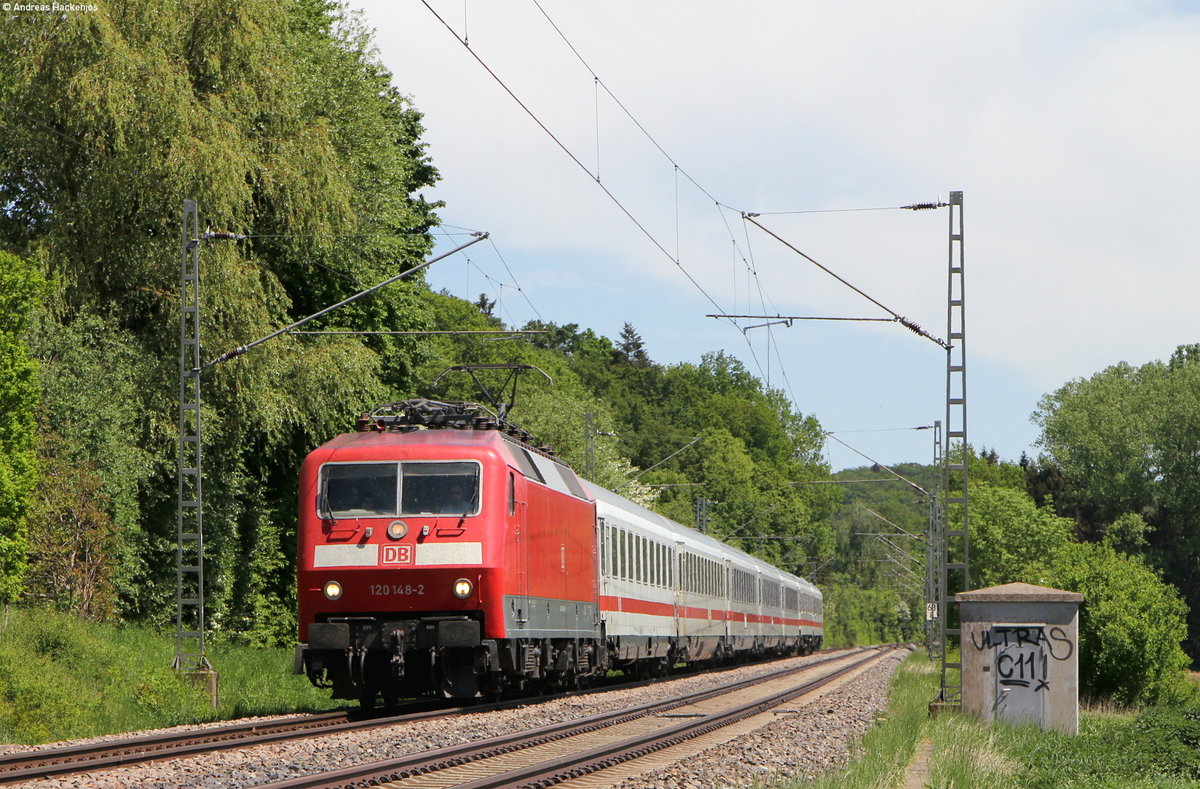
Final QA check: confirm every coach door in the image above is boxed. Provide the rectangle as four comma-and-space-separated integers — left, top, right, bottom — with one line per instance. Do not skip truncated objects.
673, 540, 684, 639
723, 558, 732, 642
597, 517, 609, 609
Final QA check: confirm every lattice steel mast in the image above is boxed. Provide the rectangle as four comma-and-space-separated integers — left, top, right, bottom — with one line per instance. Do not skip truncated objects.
939, 190, 969, 704
175, 200, 211, 673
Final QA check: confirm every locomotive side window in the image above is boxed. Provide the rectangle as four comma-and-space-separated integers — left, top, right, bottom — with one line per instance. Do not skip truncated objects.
320, 463, 398, 517
400, 462, 480, 516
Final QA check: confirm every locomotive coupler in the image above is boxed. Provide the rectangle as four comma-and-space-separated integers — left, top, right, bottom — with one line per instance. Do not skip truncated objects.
346, 645, 368, 690
386, 626, 410, 681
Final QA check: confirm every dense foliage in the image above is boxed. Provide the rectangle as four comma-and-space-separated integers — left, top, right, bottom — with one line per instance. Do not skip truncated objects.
0, 252, 43, 603
0, 0, 440, 636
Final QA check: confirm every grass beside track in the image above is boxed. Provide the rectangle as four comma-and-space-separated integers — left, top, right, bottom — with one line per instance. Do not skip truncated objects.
0, 606, 340, 745
784, 647, 936, 789
783, 650, 1200, 789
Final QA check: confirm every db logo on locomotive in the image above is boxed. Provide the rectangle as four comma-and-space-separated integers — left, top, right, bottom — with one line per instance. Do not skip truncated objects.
381, 544, 413, 565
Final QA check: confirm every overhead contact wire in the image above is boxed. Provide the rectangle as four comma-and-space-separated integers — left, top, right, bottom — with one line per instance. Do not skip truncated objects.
421, 0, 732, 322
528, 0, 827, 406
742, 213, 949, 350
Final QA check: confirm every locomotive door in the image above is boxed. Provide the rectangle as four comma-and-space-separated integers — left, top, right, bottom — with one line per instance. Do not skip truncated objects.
511, 471, 530, 626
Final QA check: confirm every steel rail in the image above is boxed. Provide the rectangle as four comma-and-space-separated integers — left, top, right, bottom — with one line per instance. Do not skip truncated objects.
0, 702, 460, 785
0, 650, 850, 785
255, 647, 885, 789
473, 648, 898, 789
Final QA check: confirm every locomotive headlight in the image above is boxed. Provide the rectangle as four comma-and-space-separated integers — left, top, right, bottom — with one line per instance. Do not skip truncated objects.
322, 580, 343, 600
452, 578, 473, 599
386, 520, 408, 540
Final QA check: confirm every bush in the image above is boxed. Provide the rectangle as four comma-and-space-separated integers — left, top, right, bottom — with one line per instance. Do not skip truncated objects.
1046, 542, 1191, 705
823, 583, 920, 647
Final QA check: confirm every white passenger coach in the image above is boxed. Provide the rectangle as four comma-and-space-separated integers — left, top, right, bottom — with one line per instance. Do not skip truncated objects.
588, 483, 823, 669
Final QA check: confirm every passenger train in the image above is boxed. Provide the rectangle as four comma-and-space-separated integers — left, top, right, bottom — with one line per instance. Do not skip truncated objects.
295, 399, 822, 704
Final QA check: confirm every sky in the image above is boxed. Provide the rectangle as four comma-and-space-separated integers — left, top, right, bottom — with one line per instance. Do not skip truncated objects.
345, 1, 1199, 471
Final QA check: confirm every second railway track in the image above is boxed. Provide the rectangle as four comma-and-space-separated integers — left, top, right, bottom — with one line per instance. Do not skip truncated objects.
259, 646, 899, 789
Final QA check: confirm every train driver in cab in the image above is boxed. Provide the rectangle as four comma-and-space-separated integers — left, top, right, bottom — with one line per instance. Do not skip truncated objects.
440, 477, 476, 515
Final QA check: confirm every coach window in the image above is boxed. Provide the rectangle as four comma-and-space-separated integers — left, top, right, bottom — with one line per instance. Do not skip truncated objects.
618, 529, 626, 580
607, 526, 614, 577
508, 472, 516, 516
601, 522, 609, 576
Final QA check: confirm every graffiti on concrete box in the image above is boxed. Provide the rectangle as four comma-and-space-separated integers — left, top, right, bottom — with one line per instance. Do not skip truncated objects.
970, 624, 1074, 661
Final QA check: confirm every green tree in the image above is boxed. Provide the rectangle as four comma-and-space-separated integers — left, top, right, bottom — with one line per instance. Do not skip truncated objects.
0, 0, 440, 637
1035, 349, 1200, 660
23, 434, 120, 620
966, 483, 1074, 589
0, 251, 43, 602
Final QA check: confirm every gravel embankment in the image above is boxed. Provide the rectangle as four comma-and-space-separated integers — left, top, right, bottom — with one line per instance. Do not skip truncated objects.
613, 647, 908, 788
6, 647, 907, 789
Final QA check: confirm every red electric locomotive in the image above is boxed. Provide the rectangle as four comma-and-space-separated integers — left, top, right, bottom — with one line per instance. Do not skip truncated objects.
295, 399, 822, 705
296, 399, 599, 704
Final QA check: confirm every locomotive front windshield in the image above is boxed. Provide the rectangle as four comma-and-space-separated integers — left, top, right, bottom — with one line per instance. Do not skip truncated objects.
319, 461, 480, 518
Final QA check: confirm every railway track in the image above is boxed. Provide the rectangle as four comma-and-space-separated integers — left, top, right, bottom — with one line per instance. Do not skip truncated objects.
0, 701, 453, 785
0, 649, 863, 786
257, 646, 897, 789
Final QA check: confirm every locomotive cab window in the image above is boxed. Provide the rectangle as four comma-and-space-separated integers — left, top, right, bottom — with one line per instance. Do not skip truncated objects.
318, 461, 480, 519
319, 463, 398, 517
400, 462, 480, 516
